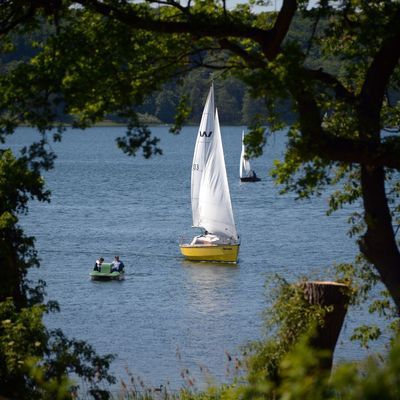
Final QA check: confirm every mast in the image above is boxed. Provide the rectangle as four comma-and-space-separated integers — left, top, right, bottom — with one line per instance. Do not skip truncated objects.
191, 84, 214, 227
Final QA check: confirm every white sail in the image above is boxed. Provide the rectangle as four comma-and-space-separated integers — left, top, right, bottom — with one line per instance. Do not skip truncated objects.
191, 85, 215, 227
180, 84, 240, 262
197, 109, 238, 240
240, 131, 252, 178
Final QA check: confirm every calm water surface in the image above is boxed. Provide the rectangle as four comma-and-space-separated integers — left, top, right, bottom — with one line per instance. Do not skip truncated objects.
6, 126, 381, 390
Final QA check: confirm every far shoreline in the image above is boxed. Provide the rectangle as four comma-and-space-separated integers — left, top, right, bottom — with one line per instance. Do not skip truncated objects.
18, 120, 247, 128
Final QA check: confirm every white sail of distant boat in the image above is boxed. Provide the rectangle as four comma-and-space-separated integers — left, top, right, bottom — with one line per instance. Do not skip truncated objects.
240, 131, 252, 178
180, 84, 240, 263
239, 131, 261, 182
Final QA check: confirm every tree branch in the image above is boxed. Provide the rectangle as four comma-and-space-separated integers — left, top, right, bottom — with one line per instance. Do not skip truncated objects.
147, 0, 188, 13
304, 134, 400, 170
261, 0, 297, 59
304, 9, 320, 58
0, 2, 37, 36
305, 68, 355, 102
218, 38, 266, 68
73, 0, 300, 63
359, 165, 400, 312
74, 0, 269, 42
291, 72, 400, 170
358, 8, 400, 131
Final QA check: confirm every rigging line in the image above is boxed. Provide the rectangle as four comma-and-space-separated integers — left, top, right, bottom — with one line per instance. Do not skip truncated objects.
395, 225, 400, 236
208, 70, 225, 85
36, 249, 179, 260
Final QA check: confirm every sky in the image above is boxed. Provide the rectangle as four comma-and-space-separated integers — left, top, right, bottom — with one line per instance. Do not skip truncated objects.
228, 0, 283, 11
228, 0, 319, 11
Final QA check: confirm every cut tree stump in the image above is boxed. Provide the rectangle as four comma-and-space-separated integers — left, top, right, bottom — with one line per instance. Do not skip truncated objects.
299, 281, 350, 370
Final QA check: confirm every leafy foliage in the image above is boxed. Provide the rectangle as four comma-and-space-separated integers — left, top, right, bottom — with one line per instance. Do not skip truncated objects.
244, 277, 329, 387
0, 149, 50, 308
0, 140, 115, 398
334, 255, 400, 349
0, 298, 115, 399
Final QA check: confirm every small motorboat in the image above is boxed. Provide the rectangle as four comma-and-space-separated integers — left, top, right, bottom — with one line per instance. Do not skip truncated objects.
89, 263, 125, 281
240, 170, 261, 182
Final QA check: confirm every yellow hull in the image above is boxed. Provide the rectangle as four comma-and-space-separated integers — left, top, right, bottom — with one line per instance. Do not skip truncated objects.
179, 243, 240, 263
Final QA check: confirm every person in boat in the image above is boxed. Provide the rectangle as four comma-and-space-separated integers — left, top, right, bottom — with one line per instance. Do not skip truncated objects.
93, 257, 104, 272
250, 170, 257, 179
111, 255, 125, 273
191, 231, 220, 245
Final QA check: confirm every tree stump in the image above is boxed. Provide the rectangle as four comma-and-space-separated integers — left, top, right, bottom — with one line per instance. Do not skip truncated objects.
300, 281, 350, 370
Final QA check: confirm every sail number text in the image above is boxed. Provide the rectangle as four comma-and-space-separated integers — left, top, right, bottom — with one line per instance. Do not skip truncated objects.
193, 163, 200, 171
199, 131, 213, 137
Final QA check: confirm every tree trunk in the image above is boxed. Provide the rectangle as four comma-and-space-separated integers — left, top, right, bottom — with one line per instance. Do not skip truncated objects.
360, 165, 400, 313
300, 281, 350, 370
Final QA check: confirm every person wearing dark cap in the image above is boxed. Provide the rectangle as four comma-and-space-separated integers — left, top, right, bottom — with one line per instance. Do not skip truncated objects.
93, 257, 104, 272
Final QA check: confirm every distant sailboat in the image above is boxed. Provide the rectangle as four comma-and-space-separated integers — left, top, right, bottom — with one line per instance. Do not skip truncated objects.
240, 131, 261, 182
179, 84, 240, 263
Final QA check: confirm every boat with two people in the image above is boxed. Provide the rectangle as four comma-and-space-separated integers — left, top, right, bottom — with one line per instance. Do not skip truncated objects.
240, 131, 261, 182
179, 84, 240, 263
89, 256, 125, 281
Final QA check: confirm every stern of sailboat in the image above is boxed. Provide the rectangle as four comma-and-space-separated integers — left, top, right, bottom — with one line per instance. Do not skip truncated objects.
179, 243, 240, 263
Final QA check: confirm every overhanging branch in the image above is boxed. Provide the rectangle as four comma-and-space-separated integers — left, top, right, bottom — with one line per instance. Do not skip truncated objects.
359, 8, 400, 122
218, 38, 266, 68
74, 0, 269, 41
304, 134, 400, 170
0, 2, 37, 36
305, 68, 355, 102
261, 0, 297, 59
291, 69, 400, 170
73, 0, 300, 63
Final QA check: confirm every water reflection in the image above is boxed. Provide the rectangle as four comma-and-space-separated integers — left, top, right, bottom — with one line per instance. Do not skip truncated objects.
181, 260, 240, 269
180, 261, 239, 315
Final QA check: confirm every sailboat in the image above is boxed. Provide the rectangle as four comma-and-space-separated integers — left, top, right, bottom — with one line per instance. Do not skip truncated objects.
179, 84, 240, 263
240, 131, 261, 182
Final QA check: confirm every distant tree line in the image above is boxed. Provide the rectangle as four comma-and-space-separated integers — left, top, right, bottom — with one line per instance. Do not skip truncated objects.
135, 72, 268, 125
0, 15, 326, 126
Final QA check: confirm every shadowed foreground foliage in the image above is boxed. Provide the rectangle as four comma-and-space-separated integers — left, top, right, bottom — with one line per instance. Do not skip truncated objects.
111, 279, 400, 400
0, 147, 115, 398
0, 299, 115, 399
114, 338, 400, 400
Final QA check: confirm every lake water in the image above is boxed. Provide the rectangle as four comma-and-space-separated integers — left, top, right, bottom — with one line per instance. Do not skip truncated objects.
6, 126, 383, 392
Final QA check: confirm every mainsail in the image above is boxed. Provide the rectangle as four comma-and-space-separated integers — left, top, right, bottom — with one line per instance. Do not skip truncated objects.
197, 109, 238, 240
191, 85, 214, 227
